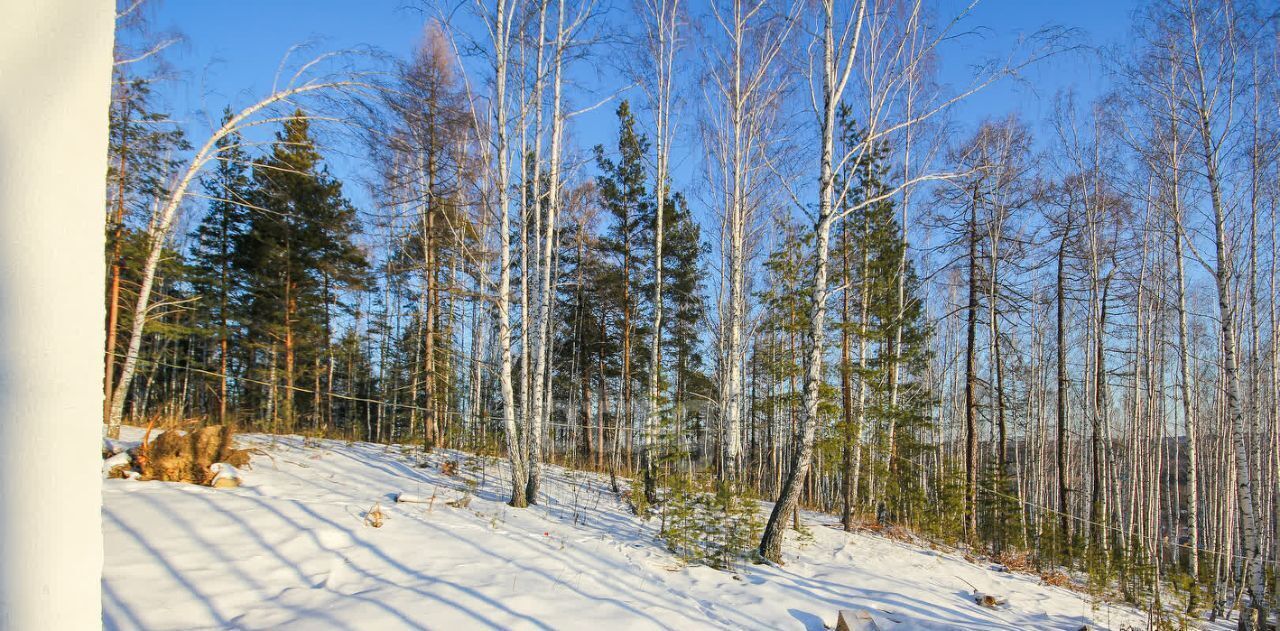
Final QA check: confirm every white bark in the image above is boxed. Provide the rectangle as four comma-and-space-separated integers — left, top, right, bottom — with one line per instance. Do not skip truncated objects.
529, 0, 581, 502
706, 0, 793, 483
640, 0, 680, 501
523, 0, 551, 504
485, 0, 529, 507
1182, 1, 1266, 615
1164, 58, 1201, 589
761, 0, 858, 561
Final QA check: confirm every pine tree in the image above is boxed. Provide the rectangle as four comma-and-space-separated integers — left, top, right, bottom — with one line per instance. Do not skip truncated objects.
239, 112, 367, 431
594, 100, 655, 476
835, 110, 933, 528
661, 192, 709, 465
189, 107, 252, 424
757, 215, 816, 501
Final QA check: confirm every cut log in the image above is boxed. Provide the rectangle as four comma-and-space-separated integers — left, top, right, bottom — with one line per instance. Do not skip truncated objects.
836, 609, 881, 631
972, 592, 1007, 608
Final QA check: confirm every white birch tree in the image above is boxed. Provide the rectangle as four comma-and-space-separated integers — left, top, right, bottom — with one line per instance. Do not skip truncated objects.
105, 57, 364, 438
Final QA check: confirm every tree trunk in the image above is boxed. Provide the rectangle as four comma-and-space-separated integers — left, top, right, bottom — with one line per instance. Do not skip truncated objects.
964, 186, 980, 543
759, 0, 852, 562
1198, 111, 1266, 625
1056, 219, 1071, 559
490, 0, 528, 508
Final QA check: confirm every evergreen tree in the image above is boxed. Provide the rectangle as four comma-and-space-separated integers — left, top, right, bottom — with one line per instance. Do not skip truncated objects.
106, 77, 190, 228
756, 215, 818, 497
553, 186, 618, 468
239, 112, 368, 431
594, 100, 655, 471
758, 213, 814, 428
104, 74, 189, 422
835, 109, 933, 527
661, 192, 710, 461
189, 107, 252, 424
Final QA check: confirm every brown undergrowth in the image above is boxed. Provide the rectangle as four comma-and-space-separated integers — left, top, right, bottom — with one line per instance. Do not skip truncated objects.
114, 424, 252, 485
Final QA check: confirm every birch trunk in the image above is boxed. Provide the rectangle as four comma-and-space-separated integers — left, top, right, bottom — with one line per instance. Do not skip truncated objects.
488, 0, 529, 507
759, 0, 857, 562
1186, 7, 1266, 619
528, 0, 573, 502
641, 0, 679, 506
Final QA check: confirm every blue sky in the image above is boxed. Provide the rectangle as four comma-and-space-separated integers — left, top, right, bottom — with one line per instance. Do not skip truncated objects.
138, 0, 1141, 245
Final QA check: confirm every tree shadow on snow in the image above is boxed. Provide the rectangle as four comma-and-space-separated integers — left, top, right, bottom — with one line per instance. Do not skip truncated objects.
788, 607, 827, 630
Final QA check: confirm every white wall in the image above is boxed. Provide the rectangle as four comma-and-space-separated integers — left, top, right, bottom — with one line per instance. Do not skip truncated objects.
0, 1, 112, 628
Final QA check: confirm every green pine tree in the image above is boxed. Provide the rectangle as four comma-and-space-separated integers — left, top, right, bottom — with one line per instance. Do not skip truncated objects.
189, 107, 253, 424
660, 192, 710, 467
834, 107, 934, 529
238, 112, 368, 431
104, 73, 190, 423
593, 100, 656, 476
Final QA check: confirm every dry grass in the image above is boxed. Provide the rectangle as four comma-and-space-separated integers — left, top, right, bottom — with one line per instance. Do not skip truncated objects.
134, 424, 252, 485
1040, 570, 1074, 589
365, 503, 385, 528
994, 550, 1035, 573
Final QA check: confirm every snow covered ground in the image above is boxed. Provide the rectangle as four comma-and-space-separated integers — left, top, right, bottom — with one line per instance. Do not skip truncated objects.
103, 427, 1154, 630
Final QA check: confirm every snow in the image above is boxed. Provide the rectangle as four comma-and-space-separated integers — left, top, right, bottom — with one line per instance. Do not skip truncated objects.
392, 491, 435, 504
102, 451, 132, 475
103, 436, 141, 456
103, 427, 1154, 630
209, 463, 243, 488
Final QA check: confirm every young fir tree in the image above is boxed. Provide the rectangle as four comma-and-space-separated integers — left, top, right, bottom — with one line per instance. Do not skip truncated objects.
757, 214, 815, 481
238, 112, 367, 431
660, 192, 710, 463
189, 107, 252, 424
660, 206, 759, 571
835, 109, 933, 530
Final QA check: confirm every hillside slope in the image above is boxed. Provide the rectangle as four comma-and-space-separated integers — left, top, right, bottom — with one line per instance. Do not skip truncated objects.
103, 428, 1151, 630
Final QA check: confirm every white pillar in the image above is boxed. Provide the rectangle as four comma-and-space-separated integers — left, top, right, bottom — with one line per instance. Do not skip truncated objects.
0, 1, 112, 628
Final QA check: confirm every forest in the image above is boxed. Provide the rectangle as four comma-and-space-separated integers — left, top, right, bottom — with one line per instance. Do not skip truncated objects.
104, 0, 1279, 627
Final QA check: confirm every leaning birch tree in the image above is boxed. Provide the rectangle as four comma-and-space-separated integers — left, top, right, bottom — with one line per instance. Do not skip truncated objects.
760, 0, 1038, 561
105, 55, 363, 438
760, 0, 866, 561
